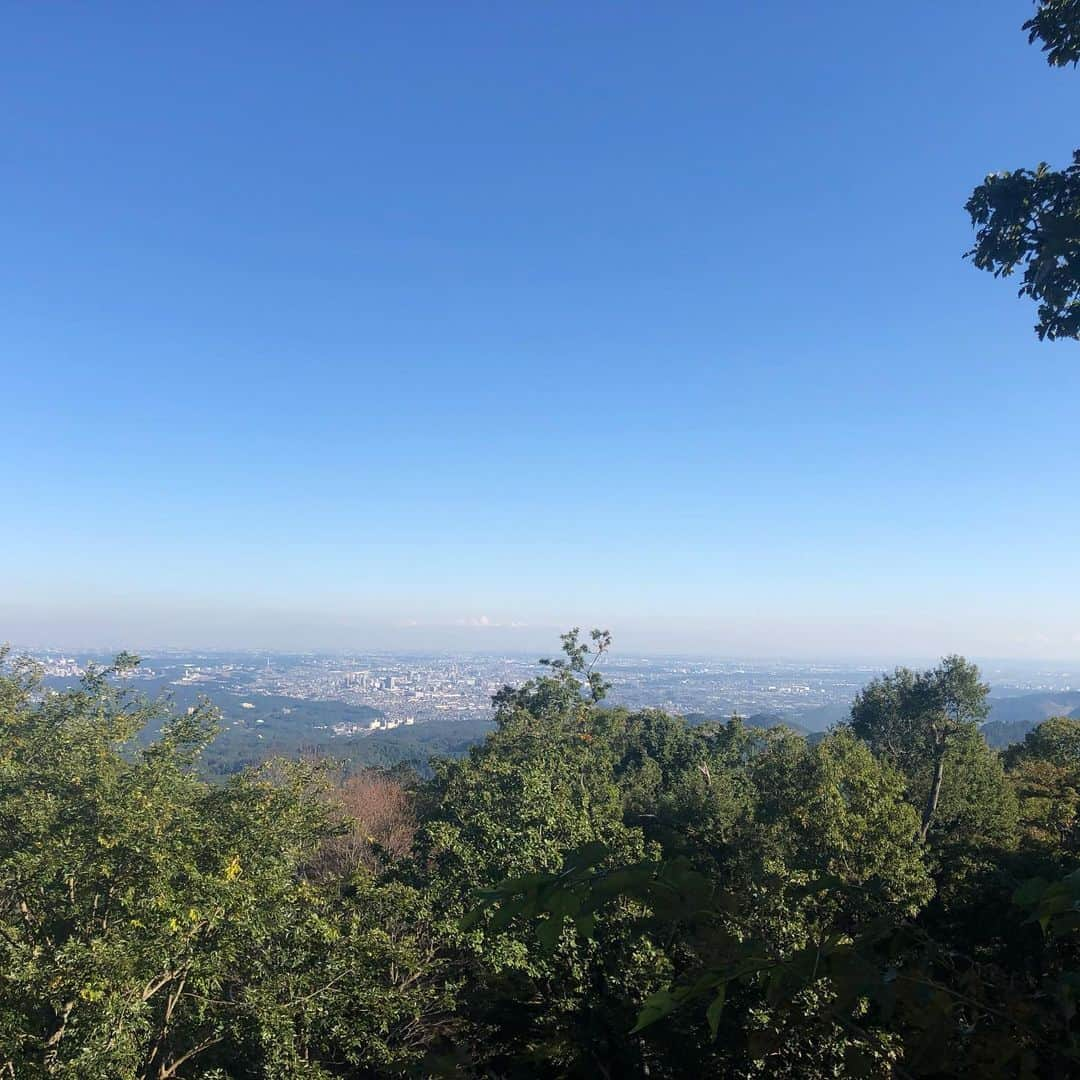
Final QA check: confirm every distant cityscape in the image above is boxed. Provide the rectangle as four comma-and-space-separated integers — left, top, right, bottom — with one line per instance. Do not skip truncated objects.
24, 648, 1080, 740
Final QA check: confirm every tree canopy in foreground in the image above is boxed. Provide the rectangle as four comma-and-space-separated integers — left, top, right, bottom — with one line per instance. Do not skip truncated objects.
3, 632, 1080, 1077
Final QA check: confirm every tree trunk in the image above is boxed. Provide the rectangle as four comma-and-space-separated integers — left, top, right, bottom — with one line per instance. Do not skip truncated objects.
42, 1000, 74, 1072
920, 748, 946, 843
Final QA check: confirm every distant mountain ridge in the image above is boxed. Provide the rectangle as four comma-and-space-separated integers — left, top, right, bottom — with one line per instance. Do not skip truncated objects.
684, 691, 1080, 751
980, 692, 1080, 749
683, 711, 811, 736
986, 691, 1080, 726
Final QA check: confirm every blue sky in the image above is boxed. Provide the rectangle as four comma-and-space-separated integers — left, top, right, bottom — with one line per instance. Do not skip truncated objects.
3, 1, 1079, 658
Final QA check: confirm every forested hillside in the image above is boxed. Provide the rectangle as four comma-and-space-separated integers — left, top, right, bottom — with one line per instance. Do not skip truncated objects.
4, 633, 1080, 1078
49, 676, 496, 779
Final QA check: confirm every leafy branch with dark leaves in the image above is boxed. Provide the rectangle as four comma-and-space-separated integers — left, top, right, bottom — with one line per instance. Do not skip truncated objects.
468, 842, 1080, 1076
965, 1, 1080, 339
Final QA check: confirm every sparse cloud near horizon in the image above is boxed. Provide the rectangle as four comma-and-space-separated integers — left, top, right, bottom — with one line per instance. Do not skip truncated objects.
451, 615, 530, 629
455, 615, 494, 627
3, 597, 1080, 664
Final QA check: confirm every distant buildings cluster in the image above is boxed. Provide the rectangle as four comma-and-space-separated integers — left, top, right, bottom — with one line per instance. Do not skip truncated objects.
331, 715, 415, 736
25, 647, 1080, 744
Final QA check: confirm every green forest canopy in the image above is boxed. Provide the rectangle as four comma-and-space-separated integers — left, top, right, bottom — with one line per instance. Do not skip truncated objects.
4, 632, 1080, 1078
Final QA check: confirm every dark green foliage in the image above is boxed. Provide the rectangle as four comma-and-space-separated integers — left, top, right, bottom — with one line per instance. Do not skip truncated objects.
475, 839, 1080, 1076
849, 657, 990, 843
4, 634, 1080, 1077
967, 153, 1080, 340
1008, 714, 1080, 768
966, 2, 1080, 338
1025, 0, 1080, 65
0, 651, 458, 1078
410, 630, 680, 1076
1006, 716, 1080, 855
745, 731, 934, 919
914, 724, 1019, 852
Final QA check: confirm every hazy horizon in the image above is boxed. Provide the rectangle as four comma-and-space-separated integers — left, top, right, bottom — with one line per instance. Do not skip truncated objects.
6, 601, 1080, 666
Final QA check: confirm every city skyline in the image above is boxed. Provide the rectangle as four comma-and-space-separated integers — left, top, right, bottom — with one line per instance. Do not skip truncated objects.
24, 644, 1080, 749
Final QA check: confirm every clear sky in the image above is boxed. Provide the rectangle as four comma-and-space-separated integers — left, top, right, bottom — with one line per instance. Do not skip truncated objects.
3, 1, 1079, 659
